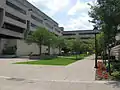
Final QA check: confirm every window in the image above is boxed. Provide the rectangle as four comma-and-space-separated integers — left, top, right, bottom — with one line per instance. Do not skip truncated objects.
79, 33, 94, 35
55, 28, 61, 33
2, 22, 25, 33
80, 37, 90, 39
5, 12, 26, 24
31, 15, 43, 23
63, 33, 76, 36
27, 20, 30, 30
45, 23, 53, 29
31, 23, 38, 28
6, 0, 26, 15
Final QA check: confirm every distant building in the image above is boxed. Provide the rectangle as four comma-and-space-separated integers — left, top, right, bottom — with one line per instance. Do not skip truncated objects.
0, 0, 63, 56
63, 30, 99, 40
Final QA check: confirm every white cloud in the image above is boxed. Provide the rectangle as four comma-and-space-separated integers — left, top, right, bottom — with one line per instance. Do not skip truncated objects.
27, 0, 94, 31
27, 0, 69, 16
68, 0, 89, 15
64, 14, 94, 30
65, 0, 95, 30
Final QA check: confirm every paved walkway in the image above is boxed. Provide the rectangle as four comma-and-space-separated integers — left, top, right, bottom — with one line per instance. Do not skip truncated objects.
0, 55, 120, 90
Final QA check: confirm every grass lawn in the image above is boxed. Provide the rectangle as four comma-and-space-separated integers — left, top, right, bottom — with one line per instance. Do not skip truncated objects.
15, 54, 87, 66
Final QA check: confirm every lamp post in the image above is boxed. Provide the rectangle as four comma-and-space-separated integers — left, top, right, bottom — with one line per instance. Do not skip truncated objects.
93, 26, 98, 68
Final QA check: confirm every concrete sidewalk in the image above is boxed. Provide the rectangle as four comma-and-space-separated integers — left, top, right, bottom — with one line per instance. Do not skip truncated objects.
0, 55, 120, 90
0, 55, 95, 81
65, 55, 95, 81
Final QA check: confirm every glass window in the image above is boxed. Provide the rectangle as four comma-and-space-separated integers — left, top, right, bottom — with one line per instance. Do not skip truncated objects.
45, 23, 53, 29
31, 23, 38, 28
55, 28, 61, 33
63, 33, 76, 36
2, 22, 25, 33
5, 12, 26, 24
6, 0, 26, 15
31, 15, 43, 23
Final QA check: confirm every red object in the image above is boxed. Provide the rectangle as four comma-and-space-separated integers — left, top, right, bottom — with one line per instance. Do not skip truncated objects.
96, 61, 109, 80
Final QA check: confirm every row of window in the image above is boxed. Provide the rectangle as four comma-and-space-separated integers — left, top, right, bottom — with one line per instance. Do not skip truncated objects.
31, 23, 38, 28
45, 23, 53, 29
63, 33, 76, 36
79, 33, 94, 35
5, 0, 60, 32
6, 0, 26, 15
2, 22, 25, 33
63, 33, 95, 36
5, 12, 26, 24
31, 15, 43, 24
55, 28, 61, 33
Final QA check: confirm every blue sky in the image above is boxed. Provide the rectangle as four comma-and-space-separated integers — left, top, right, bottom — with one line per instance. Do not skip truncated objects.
28, 0, 95, 31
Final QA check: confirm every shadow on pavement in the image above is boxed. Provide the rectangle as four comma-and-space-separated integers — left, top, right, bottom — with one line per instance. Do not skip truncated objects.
105, 81, 120, 88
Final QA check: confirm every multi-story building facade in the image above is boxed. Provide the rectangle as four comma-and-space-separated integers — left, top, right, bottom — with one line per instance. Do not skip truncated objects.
0, 0, 63, 56
63, 30, 99, 40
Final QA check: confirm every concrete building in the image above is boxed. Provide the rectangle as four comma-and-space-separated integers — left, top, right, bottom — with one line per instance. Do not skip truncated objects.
63, 30, 99, 40
0, 0, 63, 56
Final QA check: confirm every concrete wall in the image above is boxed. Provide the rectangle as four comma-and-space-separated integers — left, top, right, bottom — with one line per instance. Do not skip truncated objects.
0, 0, 5, 8
50, 48, 59, 55
0, 28, 24, 38
16, 40, 59, 56
0, 39, 7, 54
0, 8, 4, 27
16, 40, 39, 56
0, 0, 63, 38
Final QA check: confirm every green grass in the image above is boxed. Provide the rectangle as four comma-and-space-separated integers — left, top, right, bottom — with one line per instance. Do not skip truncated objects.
16, 57, 76, 66
15, 54, 87, 66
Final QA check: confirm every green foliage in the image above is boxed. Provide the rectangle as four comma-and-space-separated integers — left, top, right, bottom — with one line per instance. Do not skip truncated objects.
88, 0, 120, 64
64, 39, 95, 55
56, 36, 66, 54
96, 32, 106, 55
31, 27, 50, 45
72, 39, 81, 52
88, 0, 119, 46
2, 46, 17, 55
111, 71, 120, 80
26, 27, 57, 55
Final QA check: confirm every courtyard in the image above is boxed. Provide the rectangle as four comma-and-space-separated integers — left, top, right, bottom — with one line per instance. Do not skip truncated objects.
0, 55, 120, 90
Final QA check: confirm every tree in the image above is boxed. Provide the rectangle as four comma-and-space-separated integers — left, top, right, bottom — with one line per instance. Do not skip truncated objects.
71, 39, 82, 59
56, 36, 66, 55
26, 27, 50, 55
62, 39, 74, 54
45, 33, 57, 55
88, 0, 120, 74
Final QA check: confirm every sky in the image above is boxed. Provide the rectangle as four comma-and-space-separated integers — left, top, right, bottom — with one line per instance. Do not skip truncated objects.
27, 0, 95, 31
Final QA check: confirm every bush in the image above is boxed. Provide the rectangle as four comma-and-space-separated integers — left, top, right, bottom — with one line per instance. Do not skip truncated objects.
112, 62, 120, 71
2, 46, 17, 55
111, 71, 120, 80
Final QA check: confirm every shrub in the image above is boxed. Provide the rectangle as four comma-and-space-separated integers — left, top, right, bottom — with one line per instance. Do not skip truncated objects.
2, 46, 17, 55
111, 71, 120, 80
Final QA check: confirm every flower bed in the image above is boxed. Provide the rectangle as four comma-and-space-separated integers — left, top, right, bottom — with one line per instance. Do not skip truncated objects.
96, 61, 109, 80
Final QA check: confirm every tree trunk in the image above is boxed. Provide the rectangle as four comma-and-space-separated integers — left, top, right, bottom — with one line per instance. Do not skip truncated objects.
102, 51, 104, 63
104, 46, 107, 65
39, 44, 42, 55
108, 46, 111, 75
48, 45, 50, 55
76, 54, 77, 60
59, 47, 61, 55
